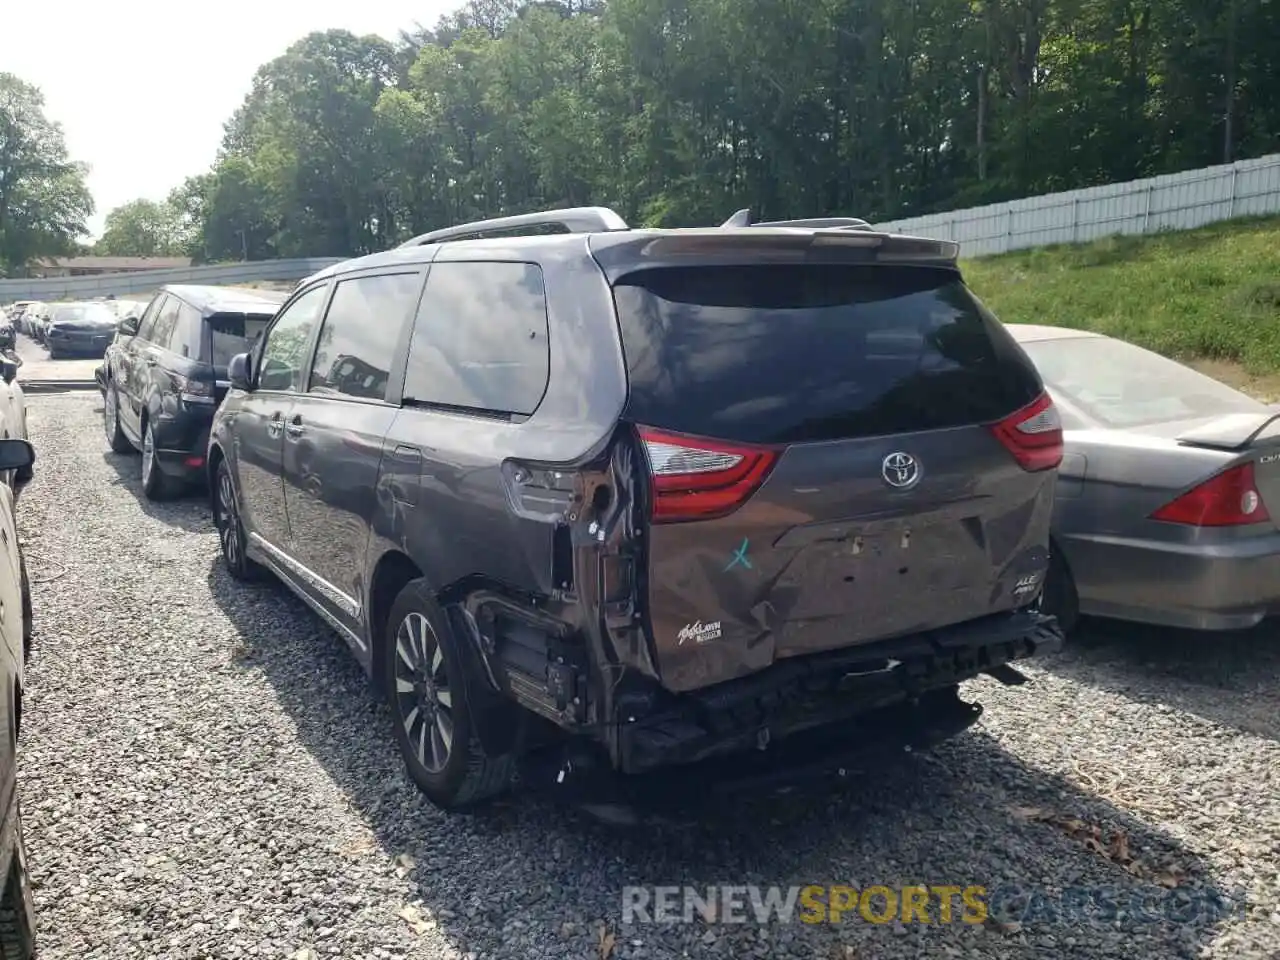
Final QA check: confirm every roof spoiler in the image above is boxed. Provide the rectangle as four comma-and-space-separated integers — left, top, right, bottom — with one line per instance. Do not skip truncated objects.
399, 207, 630, 247
718, 208, 873, 231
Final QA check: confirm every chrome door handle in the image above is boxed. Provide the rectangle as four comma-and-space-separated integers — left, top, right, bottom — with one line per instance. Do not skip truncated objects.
285, 422, 304, 438
266, 416, 283, 438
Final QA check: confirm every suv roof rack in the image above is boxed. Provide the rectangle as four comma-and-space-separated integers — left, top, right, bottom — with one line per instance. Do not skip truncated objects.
398, 206, 630, 247
718, 209, 873, 231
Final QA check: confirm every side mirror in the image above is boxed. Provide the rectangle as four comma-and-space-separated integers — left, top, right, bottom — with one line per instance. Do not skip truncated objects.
0, 359, 17, 385
228, 352, 253, 391
117, 315, 140, 337
0, 439, 34, 473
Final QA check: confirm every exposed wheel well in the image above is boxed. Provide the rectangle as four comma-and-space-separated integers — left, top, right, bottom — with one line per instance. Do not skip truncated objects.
368, 551, 423, 694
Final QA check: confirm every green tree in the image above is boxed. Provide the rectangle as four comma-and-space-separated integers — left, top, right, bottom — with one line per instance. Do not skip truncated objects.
178, 0, 1280, 256
0, 72, 93, 273
94, 198, 188, 257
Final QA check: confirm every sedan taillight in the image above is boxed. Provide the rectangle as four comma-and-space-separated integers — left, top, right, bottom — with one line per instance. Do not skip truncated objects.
1150, 462, 1270, 527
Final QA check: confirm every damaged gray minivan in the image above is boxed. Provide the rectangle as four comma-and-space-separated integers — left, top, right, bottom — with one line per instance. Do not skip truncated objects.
208, 207, 1065, 810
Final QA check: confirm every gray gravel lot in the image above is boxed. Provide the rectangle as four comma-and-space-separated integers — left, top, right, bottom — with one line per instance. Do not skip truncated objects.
15, 391, 1280, 959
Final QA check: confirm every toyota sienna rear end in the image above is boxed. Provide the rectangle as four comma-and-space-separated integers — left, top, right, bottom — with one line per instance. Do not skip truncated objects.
583, 228, 1066, 777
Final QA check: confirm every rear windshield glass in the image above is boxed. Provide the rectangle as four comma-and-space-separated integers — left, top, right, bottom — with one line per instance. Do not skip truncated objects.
52, 303, 116, 325
208, 312, 274, 368
612, 264, 1042, 444
1020, 336, 1263, 428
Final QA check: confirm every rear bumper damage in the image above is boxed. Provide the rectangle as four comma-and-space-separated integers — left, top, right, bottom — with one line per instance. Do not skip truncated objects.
521, 683, 987, 811
614, 608, 1061, 776
493, 607, 1062, 803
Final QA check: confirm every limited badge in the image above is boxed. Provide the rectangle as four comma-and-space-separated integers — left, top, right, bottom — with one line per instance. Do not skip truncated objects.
677, 620, 723, 645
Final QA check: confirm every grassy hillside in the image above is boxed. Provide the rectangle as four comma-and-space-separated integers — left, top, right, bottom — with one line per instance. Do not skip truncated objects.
964, 215, 1280, 374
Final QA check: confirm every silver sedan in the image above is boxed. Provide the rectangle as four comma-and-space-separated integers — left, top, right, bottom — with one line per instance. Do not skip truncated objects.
1009, 324, 1280, 634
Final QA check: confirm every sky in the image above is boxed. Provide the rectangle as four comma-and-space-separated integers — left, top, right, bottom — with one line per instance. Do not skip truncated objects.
6, 0, 458, 239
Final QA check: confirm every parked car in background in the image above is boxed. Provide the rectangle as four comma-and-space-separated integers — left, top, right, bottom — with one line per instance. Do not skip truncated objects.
0, 313, 13, 354
0, 437, 38, 959
22, 305, 52, 344
102, 285, 284, 499
95, 306, 148, 398
3, 304, 35, 338
43, 302, 119, 359
209, 206, 1064, 812
1010, 323, 1280, 634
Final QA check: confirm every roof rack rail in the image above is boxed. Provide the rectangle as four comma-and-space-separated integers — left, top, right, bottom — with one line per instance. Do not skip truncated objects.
398, 206, 630, 247
717, 209, 873, 231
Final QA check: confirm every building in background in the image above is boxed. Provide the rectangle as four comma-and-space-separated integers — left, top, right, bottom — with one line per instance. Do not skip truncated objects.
32, 256, 193, 278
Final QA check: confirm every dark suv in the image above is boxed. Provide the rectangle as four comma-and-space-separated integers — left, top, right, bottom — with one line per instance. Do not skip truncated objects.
102, 285, 284, 499
208, 207, 1065, 811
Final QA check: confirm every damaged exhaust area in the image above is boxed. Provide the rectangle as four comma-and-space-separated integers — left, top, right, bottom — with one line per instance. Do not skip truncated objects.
453, 426, 1064, 783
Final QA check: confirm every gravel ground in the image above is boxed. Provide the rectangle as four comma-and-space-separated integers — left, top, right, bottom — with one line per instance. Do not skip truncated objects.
15, 391, 1280, 959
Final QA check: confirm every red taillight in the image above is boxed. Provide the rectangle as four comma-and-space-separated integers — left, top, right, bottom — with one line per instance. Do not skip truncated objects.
988, 391, 1064, 472
1150, 462, 1271, 527
638, 426, 779, 523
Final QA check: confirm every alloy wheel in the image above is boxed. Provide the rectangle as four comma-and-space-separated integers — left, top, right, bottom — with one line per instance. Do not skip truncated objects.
393, 612, 454, 774
141, 425, 155, 485
217, 469, 242, 569
104, 387, 118, 441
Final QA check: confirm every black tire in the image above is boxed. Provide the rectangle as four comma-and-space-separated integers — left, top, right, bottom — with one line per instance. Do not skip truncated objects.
103, 383, 132, 455
214, 460, 263, 582
384, 579, 515, 810
18, 551, 31, 664
140, 419, 172, 501
1041, 547, 1080, 637
0, 805, 36, 960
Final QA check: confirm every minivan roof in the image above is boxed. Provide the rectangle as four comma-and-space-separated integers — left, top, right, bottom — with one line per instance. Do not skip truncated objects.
162, 284, 287, 316
302, 206, 961, 288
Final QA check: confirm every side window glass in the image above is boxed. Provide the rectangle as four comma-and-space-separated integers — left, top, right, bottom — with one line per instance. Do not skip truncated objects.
309, 273, 422, 401
135, 295, 166, 342
171, 303, 203, 358
403, 262, 550, 416
257, 286, 328, 392
150, 297, 182, 351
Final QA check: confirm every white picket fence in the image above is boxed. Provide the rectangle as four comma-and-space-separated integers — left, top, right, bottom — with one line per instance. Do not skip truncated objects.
872, 153, 1280, 257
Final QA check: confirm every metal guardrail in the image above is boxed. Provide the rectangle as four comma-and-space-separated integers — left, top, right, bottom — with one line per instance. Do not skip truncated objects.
0, 257, 344, 301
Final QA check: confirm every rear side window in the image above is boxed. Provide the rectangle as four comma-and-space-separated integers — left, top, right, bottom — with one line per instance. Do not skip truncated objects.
403, 262, 550, 416
149, 296, 182, 348
309, 272, 423, 401
170, 303, 204, 358
612, 264, 1042, 444
208, 312, 276, 368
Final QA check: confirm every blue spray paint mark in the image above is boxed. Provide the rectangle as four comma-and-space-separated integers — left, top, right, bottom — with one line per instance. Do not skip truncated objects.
724, 538, 752, 572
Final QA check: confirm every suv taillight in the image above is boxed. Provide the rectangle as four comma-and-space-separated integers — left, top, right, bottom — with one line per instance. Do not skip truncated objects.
638, 426, 779, 523
1150, 462, 1270, 527
988, 391, 1063, 472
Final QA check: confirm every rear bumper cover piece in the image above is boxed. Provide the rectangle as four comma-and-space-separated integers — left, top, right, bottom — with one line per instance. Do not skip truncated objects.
1066, 531, 1280, 630
617, 609, 1062, 775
